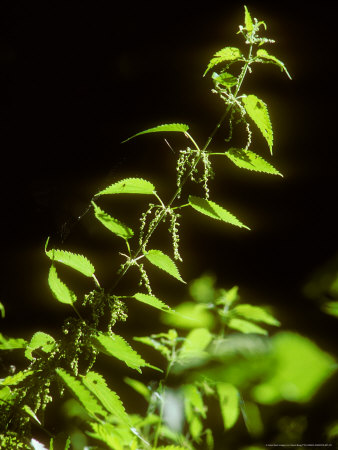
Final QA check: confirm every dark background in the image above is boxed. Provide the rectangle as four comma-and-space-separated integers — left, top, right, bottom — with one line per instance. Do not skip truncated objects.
1, 0, 337, 445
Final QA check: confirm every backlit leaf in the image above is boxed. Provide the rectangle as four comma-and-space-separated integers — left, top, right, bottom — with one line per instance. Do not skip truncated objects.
232, 304, 280, 326
216, 382, 240, 429
92, 332, 155, 373
212, 71, 238, 88
96, 177, 155, 196
204, 47, 242, 76
45, 240, 95, 277
122, 123, 189, 143
0, 333, 27, 350
48, 265, 77, 305
256, 49, 291, 79
228, 318, 268, 335
178, 328, 212, 364
81, 371, 129, 424
226, 148, 282, 176
124, 377, 151, 401
56, 368, 105, 417
145, 249, 185, 283
242, 95, 273, 154
132, 293, 171, 312
189, 195, 249, 229
244, 5, 254, 33
25, 332, 56, 361
92, 202, 133, 240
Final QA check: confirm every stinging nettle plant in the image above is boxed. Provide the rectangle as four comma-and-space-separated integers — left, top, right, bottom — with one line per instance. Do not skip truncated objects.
0, 6, 291, 449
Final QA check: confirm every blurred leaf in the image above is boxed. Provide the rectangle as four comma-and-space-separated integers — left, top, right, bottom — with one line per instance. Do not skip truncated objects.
322, 301, 338, 318
251, 332, 337, 404
160, 301, 215, 330
216, 382, 240, 429
189, 274, 216, 303
228, 318, 268, 335
231, 304, 280, 326
124, 377, 150, 401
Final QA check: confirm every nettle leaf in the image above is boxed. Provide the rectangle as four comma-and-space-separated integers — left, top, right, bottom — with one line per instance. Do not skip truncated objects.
92, 332, 157, 373
256, 49, 292, 79
56, 368, 106, 418
92, 201, 133, 240
0, 333, 27, 350
212, 71, 238, 88
96, 177, 155, 196
226, 148, 282, 176
81, 371, 129, 424
232, 304, 280, 326
216, 382, 240, 429
204, 47, 242, 76
184, 384, 206, 420
23, 404, 41, 425
45, 240, 95, 277
48, 265, 77, 305
25, 332, 56, 361
178, 328, 212, 364
1, 370, 33, 386
123, 123, 189, 143
242, 94, 273, 154
227, 318, 268, 335
244, 5, 254, 33
124, 377, 151, 402
189, 195, 249, 229
145, 249, 185, 283
131, 293, 172, 312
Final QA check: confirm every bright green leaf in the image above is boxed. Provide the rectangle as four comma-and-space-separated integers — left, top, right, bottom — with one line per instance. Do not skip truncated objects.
48, 265, 77, 305
216, 382, 240, 429
244, 5, 254, 33
212, 71, 238, 88
0, 333, 27, 350
161, 301, 215, 330
92, 201, 133, 240
45, 239, 95, 277
23, 404, 41, 425
56, 368, 106, 417
25, 332, 56, 361
228, 318, 268, 335
81, 371, 129, 424
242, 95, 273, 154
252, 332, 337, 404
232, 304, 280, 326
184, 384, 206, 420
96, 177, 155, 196
145, 249, 185, 283
226, 148, 282, 176
178, 328, 212, 364
204, 47, 242, 76
122, 123, 189, 143
132, 293, 171, 312
256, 49, 292, 79
124, 377, 151, 401
1, 370, 33, 386
189, 195, 249, 229
92, 332, 156, 373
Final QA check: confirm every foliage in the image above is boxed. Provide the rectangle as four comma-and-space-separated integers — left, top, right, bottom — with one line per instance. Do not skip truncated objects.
1, 5, 334, 450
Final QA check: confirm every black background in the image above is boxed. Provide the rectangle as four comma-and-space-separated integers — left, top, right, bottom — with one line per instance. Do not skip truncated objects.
1, 0, 338, 445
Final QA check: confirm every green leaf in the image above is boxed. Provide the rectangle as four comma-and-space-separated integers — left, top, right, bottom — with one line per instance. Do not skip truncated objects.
256, 49, 292, 79
25, 332, 56, 361
227, 318, 268, 335
178, 328, 212, 364
81, 371, 129, 424
96, 177, 155, 196
216, 382, 240, 429
48, 265, 77, 305
232, 304, 280, 326
0, 333, 27, 350
184, 384, 206, 420
122, 123, 189, 143
92, 332, 156, 373
242, 95, 273, 154
124, 377, 151, 401
212, 71, 238, 88
145, 249, 185, 283
45, 239, 95, 277
133, 335, 171, 359
204, 47, 242, 76
92, 201, 134, 240
226, 148, 282, 176
0, 301, 5, 319
244, 5, 254, 33
1, 370, 33, 386
322, 301, 338, 318
131, 293, 172, 312
188, 195, 249, 229
23, 404, 41, 425
252, 332, 337, 404
56, 368, 106, 418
